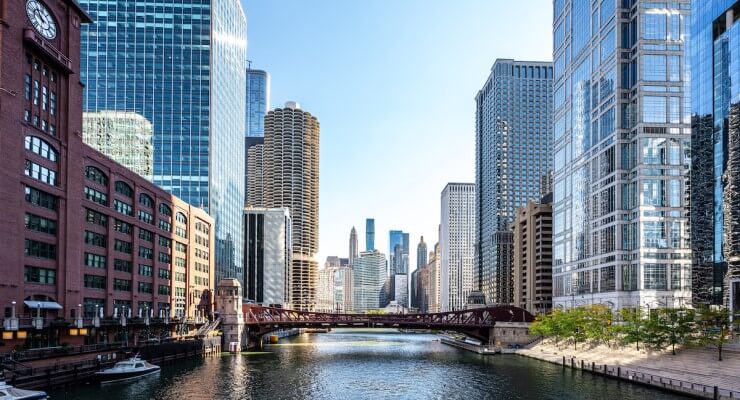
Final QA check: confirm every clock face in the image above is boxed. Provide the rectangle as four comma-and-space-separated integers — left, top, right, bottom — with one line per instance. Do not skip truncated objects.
26, 0, 57, 40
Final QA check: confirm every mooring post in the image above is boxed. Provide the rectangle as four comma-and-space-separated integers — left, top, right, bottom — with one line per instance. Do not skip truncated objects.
617, 367, 621, 380
563, 356, 566, 369
714, 386, 719, 400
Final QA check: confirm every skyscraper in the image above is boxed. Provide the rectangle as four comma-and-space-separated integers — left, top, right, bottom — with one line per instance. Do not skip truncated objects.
417, 236, 428, 270
353, 250, 386, 312
389, 230, 410, 275
690, 0, 740, 312
441, 183, 476, 312
366, 218, 375, 251
263, 101, 320, 311
80, 0, 247, 286
246, 69, 270, 138
82, 111, 154, 180
475, 59, 553, 305
349, 226, 359, 265
551, 0, 692, 310
246, 143, 264, 207
244, 207, 291, 307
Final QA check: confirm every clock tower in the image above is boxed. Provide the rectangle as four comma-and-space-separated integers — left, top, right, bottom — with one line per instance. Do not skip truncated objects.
0, 0, 92, 334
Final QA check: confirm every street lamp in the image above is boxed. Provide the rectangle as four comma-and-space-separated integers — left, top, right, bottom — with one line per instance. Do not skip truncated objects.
76, 304, 83, 328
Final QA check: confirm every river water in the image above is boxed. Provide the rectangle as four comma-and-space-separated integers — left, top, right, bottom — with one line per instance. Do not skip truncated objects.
49, 329, 688, 399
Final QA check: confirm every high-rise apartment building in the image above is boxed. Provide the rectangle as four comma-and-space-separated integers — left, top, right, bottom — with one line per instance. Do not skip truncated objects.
690, 0, 740, 315
417, 236, 428, 270
551, 0, 692, 310
512, 199, 553, 314
353, 250, 386, 312
82, 111, 154, 179
246, 69, 270, 138
349, 226, 358, 265
394, 274, 409, 307
246, 142, 264, 207
79, 0, 247, 288
366, 218, 375, 251
263, 102, 320, 311
244, 207, 291, 307
441, 183, 476, 312
475, 59, 554, 305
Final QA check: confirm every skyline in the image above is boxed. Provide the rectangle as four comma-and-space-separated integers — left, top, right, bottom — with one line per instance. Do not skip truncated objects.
242, 0, 554, 269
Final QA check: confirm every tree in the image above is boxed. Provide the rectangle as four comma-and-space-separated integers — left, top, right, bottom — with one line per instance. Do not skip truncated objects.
659, 308, 696, 355
696, 306, 732, 361
618, 307, 646, 351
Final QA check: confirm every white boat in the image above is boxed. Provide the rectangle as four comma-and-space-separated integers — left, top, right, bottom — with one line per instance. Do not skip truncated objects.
0, 381, 47, 400
94, 355, 160, 384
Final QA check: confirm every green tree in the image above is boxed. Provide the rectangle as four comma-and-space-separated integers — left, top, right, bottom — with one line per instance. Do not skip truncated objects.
697, 306, 732, 361
659, 308, 696, 355
618, 308, 646, 351
642, 309, 669, 351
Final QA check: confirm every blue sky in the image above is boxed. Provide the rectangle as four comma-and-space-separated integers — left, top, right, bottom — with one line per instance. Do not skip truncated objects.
242, 0, 553, 269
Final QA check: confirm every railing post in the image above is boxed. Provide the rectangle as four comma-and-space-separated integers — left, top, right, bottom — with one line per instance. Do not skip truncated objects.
714, 386, 719, 400
617, 367, 621, 380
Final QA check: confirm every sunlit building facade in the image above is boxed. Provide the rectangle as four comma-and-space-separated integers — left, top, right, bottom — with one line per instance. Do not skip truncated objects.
441, 183, 476, 312
82, 111, 154, 180
352, 250, 386, 312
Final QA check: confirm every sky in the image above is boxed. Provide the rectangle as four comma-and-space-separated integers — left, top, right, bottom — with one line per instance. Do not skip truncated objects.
241, 0, 553, 270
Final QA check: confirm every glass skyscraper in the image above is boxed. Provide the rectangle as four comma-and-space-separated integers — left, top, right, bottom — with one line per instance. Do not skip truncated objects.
690, 0, 740, 315
366, 218, 375, 251
80, 0, 247, 286
246, 69, 270, 138
551, 0, 692, 310
388, 230, 409, 275
475, 59, 554, 305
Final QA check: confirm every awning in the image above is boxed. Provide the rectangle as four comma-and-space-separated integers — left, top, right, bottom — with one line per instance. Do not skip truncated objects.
23, 301, 63, 310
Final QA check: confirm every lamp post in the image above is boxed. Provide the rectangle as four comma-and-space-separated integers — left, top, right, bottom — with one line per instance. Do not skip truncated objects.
76, 304, 83, 328
4, 301, 19, 331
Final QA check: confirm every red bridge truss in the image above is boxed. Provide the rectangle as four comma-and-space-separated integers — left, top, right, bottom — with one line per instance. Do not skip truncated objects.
241, 305, 535, 344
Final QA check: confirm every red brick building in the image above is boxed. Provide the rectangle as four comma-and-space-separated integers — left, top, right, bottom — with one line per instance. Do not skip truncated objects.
0, 0, 214, 350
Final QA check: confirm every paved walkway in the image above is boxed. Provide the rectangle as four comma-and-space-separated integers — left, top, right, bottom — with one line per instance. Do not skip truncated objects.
518, 340, 740, 396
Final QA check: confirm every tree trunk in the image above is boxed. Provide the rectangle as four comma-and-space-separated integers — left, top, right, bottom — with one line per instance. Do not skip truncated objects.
672, 343, 675, 355
719, 344, 723, 362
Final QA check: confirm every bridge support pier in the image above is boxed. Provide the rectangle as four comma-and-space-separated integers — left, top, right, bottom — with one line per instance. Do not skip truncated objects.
216, 279, 247, 352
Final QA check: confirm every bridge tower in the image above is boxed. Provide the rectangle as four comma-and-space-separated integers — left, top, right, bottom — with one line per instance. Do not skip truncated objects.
216, 279, 246, 352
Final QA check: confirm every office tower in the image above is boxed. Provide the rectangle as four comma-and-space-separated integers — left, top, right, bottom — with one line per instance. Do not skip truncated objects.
366, 218, 375, 251
389, 230, 410, 275
551, 0, 692, 310
475, 59, 554, 305
82, 111, 154, 179
349, 226, 359, 265
246, 142, 264, 207
0, 0, 215, 350
244, 207, 291, 307
539, 171, 553, 199
513, 200, 553, 314
417, 236, 428, 270
414, 252, 437, 313
691, 0, 740, 313
318, 257, 354, 312
440, 183, 476, 312
353, 250, 386, 312
393, 274, 409, 307
263, 101, 320, 311
80, 0, 247, 288
246, 69, 270, 138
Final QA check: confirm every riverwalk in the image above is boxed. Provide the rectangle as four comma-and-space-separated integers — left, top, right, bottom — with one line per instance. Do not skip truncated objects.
517, 340, 740, 399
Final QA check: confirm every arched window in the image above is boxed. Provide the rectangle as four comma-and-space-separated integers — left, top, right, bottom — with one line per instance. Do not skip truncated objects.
176, 212, 187, 224
85, 166, 108, 185
25, 136, 58, 162
158, 203, 172, 217
139, 193, 154, 208
114, 181, 133, 197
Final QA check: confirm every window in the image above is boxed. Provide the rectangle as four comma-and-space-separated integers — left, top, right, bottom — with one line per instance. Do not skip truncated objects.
84, 274, 105, 289
158, 203, 172, 217
25, 160, 56, 185
138, 210, 154, 224
114, 200, 133, 216
114, 181, 133, 197
643, 55, 666, 81
139, 193, 154, 208
159, 269, 171, 279
642, 96, 666, 123
175, 257, 186, 268
114, 239, 132, 254
114, 219, 132, 234
158, 285, 171, 296
159, 236, 172, 248
83, 298, 105, 318
24, 74, 31, 100
85, 166, 108, 185
175, 242, 187, 253
642, 12, 667, 40
84, 253, 106, 268
139, 228, 153, 242
599, 266, 616, 292
84, 230, 107, 248
644, 264, 667, 289
25, 136, 58, 162
25, 186, 57, 210
622, 264, 638, 291
600, 28, 616, 62
159, 220, 172, 232
25, 213, 56, 234
24, 266, 55, 284
174, 272, 186, 283
159, 252, 171, 264
176, 212, 187, 224
138, 282, 153, 294
113, 278, 132, 292
138, 264, 153, 277
50, 91, 56, 116
114, 259, 132, 273
24, 239, 56, 259
85, 208, 108, 227
175, 226, 187, 239
84, 186, 108, 206
138, 246, 153, 260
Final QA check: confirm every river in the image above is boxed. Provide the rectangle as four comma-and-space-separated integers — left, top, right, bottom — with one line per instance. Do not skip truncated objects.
49, 329, 689, 399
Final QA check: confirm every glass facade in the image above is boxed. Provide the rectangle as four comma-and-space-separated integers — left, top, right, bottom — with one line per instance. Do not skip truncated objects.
551, 0, 692, 310
80, 0, 247, 286
475, 59, 553, 304
690, 0, 740, 309
246, 69, 270, 138
366, 218, 375, 251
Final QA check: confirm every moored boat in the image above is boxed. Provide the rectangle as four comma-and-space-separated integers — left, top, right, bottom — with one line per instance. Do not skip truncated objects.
94, 355, 160, 384
0, 381, 48, 400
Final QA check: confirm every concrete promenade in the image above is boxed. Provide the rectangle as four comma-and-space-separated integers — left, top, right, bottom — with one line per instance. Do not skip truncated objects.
517, 340, 740, 399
